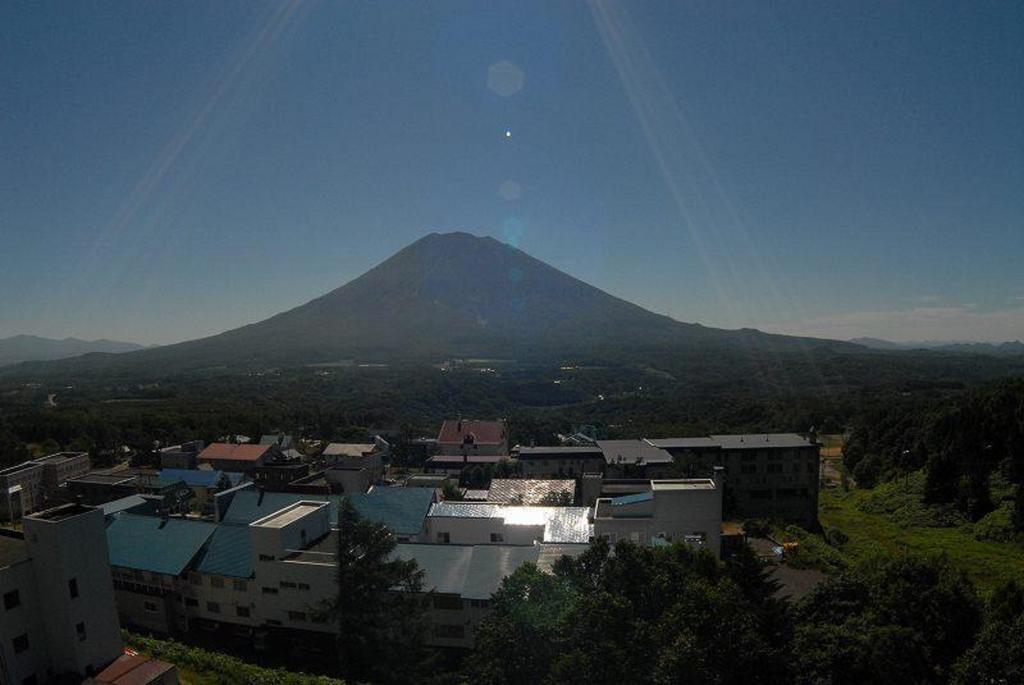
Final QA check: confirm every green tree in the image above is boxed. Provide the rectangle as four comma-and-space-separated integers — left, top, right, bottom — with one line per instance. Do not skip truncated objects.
318, 499, 428, 684
793, 555, 981, 684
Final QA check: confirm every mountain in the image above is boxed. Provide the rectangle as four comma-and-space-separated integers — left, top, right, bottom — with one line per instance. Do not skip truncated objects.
0, 335, 146, 367
4, 232, 858, 376
851, 337, 1024, 356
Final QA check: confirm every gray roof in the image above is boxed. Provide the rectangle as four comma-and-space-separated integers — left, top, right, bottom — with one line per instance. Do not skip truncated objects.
487, 479, 575, 505
597, 440, 673, 465
709, 433, 814, 450
322, 443, 375, 457
427, 502, 592, 543
393, 543, 586, 600
645, 437, 719, 450
515, 446, 603, 457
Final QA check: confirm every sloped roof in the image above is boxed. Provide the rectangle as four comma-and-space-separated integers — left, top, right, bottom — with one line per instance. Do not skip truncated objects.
646, 437, 719, 450
597, 439, 673, 465
195, 524, 253, 579
709, 433, 814, 450
106, 514, 216, 575
393, 543, 587, 600
160, 469, 244, 489
322, 443, 375, 457
487, 479, 575, 505
610, 491, 653, 506
95, 654, 176, 685
221, 487, 434, 536
437, 419, 506, 445
427, 502, 592, 543
100, 495, 162, 517
198, 443, 271, 462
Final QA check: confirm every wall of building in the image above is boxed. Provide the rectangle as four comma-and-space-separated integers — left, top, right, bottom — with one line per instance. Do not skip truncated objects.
424, 516, 546, 546
24, 506, 123, 677
190, 573, 258, 629
0, 558, 50, 685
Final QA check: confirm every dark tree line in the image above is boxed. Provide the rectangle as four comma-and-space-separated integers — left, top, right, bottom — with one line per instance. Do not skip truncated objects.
843, 379, 1024, 528
469, 541, 1024, 685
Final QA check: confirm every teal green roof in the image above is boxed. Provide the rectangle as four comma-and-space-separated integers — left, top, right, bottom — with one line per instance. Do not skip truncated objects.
221, 488, 433, 536
106, 514, 216, 576
611, 491, 653, 506
195, 524, 252, 579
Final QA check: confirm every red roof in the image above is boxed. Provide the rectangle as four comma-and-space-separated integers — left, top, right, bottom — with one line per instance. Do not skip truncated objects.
198, 443, 271, 462
437, 419, 507, 446
96, 654, 175, 685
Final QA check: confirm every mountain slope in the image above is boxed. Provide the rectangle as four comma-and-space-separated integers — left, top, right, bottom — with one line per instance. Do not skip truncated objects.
4, 233, 858, 375
0, 335, 145, 367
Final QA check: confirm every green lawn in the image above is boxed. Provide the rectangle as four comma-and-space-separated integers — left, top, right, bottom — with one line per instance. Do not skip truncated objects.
819, 487, 1024, 595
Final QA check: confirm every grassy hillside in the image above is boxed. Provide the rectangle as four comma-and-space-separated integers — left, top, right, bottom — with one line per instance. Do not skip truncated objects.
819, 485, 1024, 594
125, 633, 344, 685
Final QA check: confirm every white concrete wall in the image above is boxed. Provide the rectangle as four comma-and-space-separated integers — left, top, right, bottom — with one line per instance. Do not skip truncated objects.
24, 506, 123, 676
0, 558, 50, 685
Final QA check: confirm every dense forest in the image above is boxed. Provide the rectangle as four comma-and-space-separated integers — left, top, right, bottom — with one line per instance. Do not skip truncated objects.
3, 347, 1022, 468
843, 379, 1024, 536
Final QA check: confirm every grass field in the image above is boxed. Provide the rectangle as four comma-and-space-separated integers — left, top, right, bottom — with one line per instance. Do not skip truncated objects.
819, 487, 1024, 595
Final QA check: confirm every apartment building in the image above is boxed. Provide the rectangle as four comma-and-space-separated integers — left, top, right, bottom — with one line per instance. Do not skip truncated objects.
513, 446, 604, 478
650, 433, 820, 526
592, 470, 725, 557
158, 441, 205, 471
0, 463, 44, 521
0, 504, 123, 684
30, 452, 91, 495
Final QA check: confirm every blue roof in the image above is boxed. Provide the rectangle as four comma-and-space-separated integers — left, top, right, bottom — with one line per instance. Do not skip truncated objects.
160, 469, 244, 489
221, 488, 433, 536
195, 524, 253, 579
100, 495, 161, 517
610, 491, 653, 506
106, 514, 216, 576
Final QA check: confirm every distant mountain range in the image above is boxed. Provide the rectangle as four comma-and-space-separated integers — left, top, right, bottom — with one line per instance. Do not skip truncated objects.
0, 335, 146, 367
850, 337, 1024, 356
1, 232, 859, 377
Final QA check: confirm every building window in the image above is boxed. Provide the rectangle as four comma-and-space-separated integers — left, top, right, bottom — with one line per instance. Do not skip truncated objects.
741, 464, 757, 475
766, 464, 783, 474
280, 581, 296, 589
185, 598, 198, 607
436, 532, 450, 544
210, 577, 224, 589
433, 595, 462, 611
12, 633, 29, 653
288, 611, 307, 622
76, 622, 87, 641
258, 554, 275, 562
236, 606, 251, 618
434, 624, 465, 639
144, 601, 158, 613
206, 602, 220, 614
4, 589, 20, 610
490, 533, 503, 543
233, 580, 248, 592
298, 583, 310, 590
68, 578, 79, 599
261, 587, 278, 595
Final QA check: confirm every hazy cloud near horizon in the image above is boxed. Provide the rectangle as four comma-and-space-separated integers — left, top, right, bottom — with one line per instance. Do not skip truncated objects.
761, 305, 1024, 343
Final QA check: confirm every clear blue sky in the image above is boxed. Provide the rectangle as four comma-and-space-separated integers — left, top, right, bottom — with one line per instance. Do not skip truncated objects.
2, 1, 1022, 344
